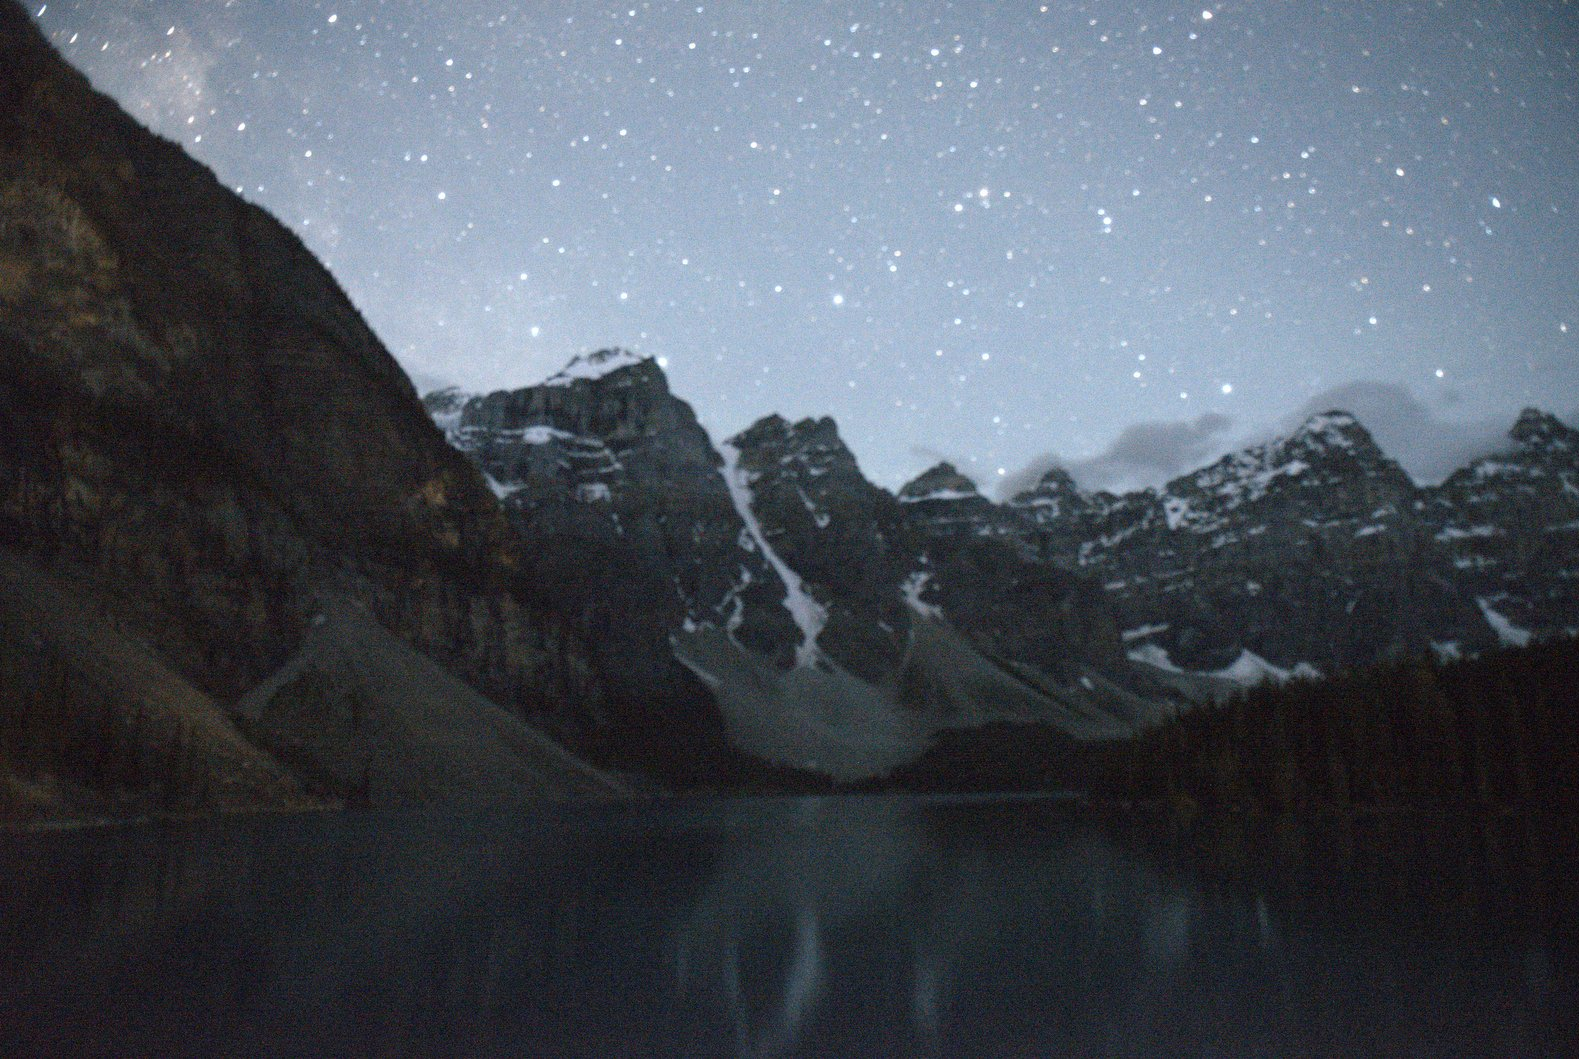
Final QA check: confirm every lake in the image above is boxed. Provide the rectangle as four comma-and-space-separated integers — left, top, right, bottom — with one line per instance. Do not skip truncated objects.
2, 795, 1575, 1057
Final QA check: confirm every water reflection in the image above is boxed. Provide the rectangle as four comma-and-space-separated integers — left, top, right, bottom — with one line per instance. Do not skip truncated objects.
672, 797, 926, 1055
1, 800, 1576, 1057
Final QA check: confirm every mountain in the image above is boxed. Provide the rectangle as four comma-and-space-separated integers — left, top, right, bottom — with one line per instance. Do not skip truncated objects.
1013, 412, 1498, 675
1279, 380, 1512, 486
1421, 409, 1579, 645
988, 407, 1579, 681
426, 349, 803, 778
429, 340, 1578, 783
0, 3, 625, 817
428, 356, 1159, 781
11, 0, 1571, 805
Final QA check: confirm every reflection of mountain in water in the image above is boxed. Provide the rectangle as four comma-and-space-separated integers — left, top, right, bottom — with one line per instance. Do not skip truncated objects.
2, 798, 1576, 1057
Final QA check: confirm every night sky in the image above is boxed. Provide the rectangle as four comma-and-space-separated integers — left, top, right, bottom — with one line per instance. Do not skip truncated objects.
30, 1, 1579, 492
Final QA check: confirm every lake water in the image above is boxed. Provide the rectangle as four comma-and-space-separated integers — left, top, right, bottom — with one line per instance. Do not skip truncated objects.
2, 796, 1576, 1057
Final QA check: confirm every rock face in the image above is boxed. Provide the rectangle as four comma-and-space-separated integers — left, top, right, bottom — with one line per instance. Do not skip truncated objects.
427, 350, 801, 775
1016, 412, 1498, 674
971, 407, 1577, 679
0, 3, 625, 815
722, 414, 918, 681
431, 359, 1155, 780
898, 462, 1026, 544
1422, 409, 1579, 646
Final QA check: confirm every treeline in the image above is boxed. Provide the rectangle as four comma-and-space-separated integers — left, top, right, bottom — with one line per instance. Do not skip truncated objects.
0, 635, 214, 818
1095, 637, 1579, 811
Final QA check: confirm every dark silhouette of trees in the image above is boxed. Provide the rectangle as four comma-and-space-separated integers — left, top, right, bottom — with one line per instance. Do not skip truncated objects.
1097, 638, 1579, 811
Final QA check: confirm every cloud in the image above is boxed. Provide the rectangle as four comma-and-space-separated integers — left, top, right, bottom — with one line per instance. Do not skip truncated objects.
996, 453, 1064, 500
908, 444, 958, 469
1002, 412, 1237, 497
992, 382, 1554, 502
1278, 380, 1510, 485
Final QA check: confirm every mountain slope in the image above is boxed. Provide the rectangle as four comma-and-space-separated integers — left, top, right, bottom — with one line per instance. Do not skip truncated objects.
0, 2, 625, 814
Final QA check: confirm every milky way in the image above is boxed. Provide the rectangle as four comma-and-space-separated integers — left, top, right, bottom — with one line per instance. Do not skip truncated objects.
31, 1, 1579, 490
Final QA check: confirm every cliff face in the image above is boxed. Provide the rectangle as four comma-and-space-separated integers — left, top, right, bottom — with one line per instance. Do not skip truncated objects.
0, 3, 623, 815
722, 413, 920, 682
1024, 412, 1497, 673
1421, 410, 1579, 642
430, 351, 800, 775
434, 357, 1159, 781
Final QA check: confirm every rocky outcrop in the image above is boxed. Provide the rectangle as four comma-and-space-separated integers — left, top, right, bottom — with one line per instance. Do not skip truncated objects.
1421, 409, 1579, 646
899, 462, 1027, 545
0, 3, 624, 816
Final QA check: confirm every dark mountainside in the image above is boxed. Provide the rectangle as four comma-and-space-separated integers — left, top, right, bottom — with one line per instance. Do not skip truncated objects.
428, 347, 1578, 787
1014, 412, 1499, 674
0, 3, 627, 818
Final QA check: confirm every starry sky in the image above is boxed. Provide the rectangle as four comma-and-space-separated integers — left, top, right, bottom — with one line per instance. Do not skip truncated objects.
30, 1, 1579, 492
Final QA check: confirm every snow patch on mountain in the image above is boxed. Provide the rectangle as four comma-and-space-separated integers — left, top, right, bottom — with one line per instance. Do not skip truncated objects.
1128, 643, 1317, 686
900, 571, 943, 619
719, 440, 828, 666
1477, 597, 1533, 648
1215, 650, 1320, 685
901, 487, 979, 504
1435, 525, 1501, 541
509, 424, 577, 445
542, 348, 648, 387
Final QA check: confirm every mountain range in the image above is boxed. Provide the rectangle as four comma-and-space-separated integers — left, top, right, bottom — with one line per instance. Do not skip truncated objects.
427, 352, 1578, 779
2, 0, 1575, 815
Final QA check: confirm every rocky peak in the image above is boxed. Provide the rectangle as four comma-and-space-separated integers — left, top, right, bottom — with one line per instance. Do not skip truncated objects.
1509, 407, 1577, 453
899, 463, 982, 503
1252, 409, 1394, 478
1007, 465, 1088, 525
541, 346, 651, 386
724, 413, 920, 681
730, 414, 865, 490
1289, 409, 1368, 447
898, 462, 1031, 549
1156, 409, 1412, 536
1424, 406, 1579, 643
434, 349, 712, 497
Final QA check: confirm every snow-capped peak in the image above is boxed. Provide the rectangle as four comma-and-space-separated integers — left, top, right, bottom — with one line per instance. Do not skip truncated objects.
1290, 409, 1367, 449
898, 462, 982, 504
542, 348, 650, 387
1510, 407, 1576, 452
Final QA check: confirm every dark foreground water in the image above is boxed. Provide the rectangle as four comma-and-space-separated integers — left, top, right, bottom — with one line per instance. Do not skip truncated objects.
2, 796, 1577, 1058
